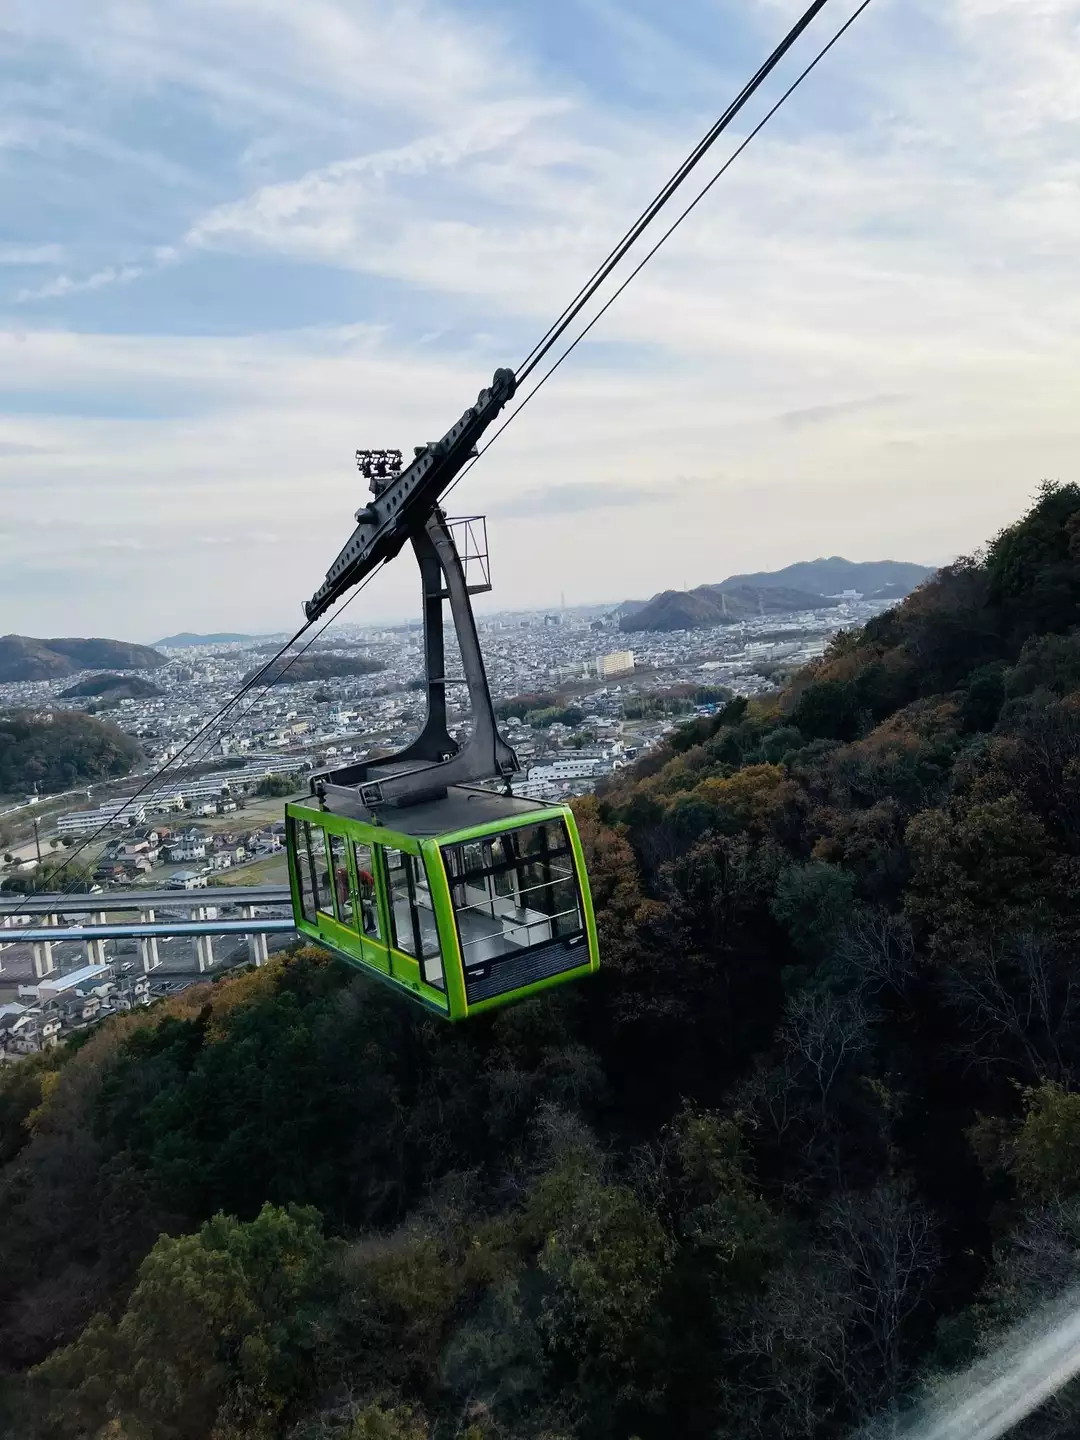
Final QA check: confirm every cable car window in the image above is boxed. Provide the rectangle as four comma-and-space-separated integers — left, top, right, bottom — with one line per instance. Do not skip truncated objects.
385, 849, 444, 990
297, 821, 331, 920
309, 825, 334, 920
352, 841, 381, 940
292, 820, 317, 922
441, 820, 584, 969
328, 833, 351, 924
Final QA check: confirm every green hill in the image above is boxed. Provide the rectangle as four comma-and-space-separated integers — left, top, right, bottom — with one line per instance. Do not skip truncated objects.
620, 581, 837, 632
0, 635, 166, 683
242, 653, 385, 685
59, 673, 163, 702
0, 709, 141, 793
7, 486, 1080, 1438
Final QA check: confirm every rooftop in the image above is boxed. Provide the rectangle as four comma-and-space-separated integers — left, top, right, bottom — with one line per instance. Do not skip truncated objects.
38, 964, 111, 997
297, 783, 554, 839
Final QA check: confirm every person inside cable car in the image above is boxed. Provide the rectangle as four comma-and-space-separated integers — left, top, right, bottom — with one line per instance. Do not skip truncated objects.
355, 861, 377, 936
334, 863, 351, 921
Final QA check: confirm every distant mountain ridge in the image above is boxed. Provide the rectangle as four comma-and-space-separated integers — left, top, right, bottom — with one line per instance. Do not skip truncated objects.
619, 558, 933, 634
719, 557, 933, 597
155, 632, 265, 648
0, 635, 166, 684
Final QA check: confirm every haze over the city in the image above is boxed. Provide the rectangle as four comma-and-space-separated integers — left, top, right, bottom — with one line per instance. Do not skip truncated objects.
3, 0, 1079, 640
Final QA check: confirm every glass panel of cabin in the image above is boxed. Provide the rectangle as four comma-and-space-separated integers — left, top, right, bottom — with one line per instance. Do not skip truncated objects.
441, 820, 584, 969
327, 832, 351, 924
385, 848, 444, 991
307, 823, 333, 920
352, 840, 381, 940
292, 819, 317, 922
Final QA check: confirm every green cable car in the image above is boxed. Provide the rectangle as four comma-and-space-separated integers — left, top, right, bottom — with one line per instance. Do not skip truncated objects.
286, 787, 598, 1020
287, 372, 600, 1018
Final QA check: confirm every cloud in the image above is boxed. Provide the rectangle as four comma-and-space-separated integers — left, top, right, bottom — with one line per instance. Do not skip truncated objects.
0, 244, 64, 267
0, 440, 47, 456
14, 265, 144, 304
775, 394, 907, 431
184, 99, 570, 264
489, 480, 667, 519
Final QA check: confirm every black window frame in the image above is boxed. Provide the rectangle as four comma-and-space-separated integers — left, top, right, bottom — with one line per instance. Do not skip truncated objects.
290, 818, 315, 922
352, 838, 382, 941
327, 831, 352, 925
384, 847, 445, 991
440, 819, 585, 968
308, 823, 335, 921
292, 818, 333, 923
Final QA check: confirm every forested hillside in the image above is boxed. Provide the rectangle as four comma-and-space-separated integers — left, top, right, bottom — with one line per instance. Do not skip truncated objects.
7, 485, 1080, 1439
0, 710, 142, 795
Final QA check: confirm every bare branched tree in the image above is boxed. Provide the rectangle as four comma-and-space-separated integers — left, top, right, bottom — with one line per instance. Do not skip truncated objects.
737, 1183, 940, 1435
944, 930, 1080, 1083
780, 990, 876, 1115
839, 906, 919, 998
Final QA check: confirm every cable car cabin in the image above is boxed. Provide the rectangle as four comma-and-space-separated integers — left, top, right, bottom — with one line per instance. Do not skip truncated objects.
285, 785, 599, 1020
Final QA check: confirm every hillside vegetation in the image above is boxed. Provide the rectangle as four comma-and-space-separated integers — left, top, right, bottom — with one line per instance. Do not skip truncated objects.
0, 710, 142, 795
242, 654, 385, 686
6, 486, 1080, 1438
0, 636, 165, 683
59, 674, 163, 702
620, 581, 836, 632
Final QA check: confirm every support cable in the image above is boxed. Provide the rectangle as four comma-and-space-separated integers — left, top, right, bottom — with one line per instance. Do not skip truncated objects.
515, 0, 835, 384
447, 0, 874, 507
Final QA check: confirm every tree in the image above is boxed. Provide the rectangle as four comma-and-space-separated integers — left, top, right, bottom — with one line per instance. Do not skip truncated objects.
255, 774, 296, 798
1011, 1082, 1080, 1201
0, 710, 141, 793
33, 1203, 336, 1440
745, 1184, 939, 1429
770, 862, 857, 961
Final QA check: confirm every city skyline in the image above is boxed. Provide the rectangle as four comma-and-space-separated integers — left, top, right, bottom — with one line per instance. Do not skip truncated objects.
3, 1, 1079, 637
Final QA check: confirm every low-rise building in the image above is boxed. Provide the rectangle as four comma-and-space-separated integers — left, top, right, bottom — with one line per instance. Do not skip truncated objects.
169, 870, 207, 890
57, 801, 146, 837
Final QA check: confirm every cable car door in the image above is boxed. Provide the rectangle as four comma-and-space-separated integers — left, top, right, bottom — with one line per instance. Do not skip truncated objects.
345, 834, 391, 974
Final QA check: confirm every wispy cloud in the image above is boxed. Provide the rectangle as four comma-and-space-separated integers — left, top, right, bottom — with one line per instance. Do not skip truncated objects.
15, 264, 144, 304
0, 244, 64, 267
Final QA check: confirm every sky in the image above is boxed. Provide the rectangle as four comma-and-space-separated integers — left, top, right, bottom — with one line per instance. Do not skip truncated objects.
2, 0, 1080, 642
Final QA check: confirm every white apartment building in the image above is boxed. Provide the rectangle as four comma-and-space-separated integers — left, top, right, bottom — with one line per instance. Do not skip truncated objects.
594, 650, 635, 679
528, 757, 608, 783
57, 801, 147, 837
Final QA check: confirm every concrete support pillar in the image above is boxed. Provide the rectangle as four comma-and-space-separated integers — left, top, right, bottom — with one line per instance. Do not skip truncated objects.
242, 906, 268, 967
86, 911, 108, 967
32, 914, 56, 979
139, 910, 160, 972
192, 906, 214, 972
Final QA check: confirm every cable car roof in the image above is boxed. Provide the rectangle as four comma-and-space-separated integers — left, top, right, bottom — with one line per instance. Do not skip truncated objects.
296, 783, 556, 840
